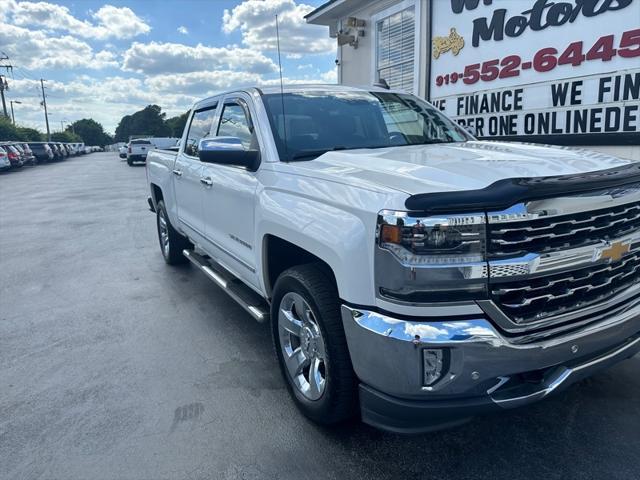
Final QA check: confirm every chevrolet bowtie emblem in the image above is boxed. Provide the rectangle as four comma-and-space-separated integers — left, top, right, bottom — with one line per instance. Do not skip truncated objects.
600, 241, 630, 262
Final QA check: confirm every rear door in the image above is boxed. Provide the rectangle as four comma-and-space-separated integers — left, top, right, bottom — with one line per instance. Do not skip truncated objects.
173, 103, 218, 238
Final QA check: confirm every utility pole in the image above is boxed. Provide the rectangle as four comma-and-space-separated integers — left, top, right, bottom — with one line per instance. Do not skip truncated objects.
0, 75, 8, 118
10, 100, 21, 125
0, 52, 12, 118
40, 79, 50, 141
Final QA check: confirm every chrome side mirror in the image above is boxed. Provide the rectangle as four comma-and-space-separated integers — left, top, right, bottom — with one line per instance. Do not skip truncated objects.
198, 136, 260, 171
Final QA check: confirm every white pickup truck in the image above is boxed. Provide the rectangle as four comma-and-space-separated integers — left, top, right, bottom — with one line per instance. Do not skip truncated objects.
127, 139, 153, 166
146, 85, 640, 433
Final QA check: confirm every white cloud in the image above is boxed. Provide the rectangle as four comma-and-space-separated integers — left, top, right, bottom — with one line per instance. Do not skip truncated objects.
1, 0, 337, 134
0, 23, 118, 69
90, 5, 151, 39
146, 70, 262, 96
9, 76, 196, 132
222, 0, 334, 56
9, 65, 340, 133
122, 41, 278, 75
320, 68, 337, 83
8, 1, 150, 40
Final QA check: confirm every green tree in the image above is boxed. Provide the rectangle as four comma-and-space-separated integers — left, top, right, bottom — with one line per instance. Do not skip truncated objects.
114, 105, 172, 142
68, 118, 112, 146
0, 116, 43, 141
114, 115, 133, 142
0, 116, 19, 140
15, 127, 43, 141
165, 111, 189, 137
52, 131, 81, 143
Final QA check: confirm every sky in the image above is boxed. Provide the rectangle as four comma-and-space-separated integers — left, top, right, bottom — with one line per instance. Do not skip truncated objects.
0, 0, 336, 134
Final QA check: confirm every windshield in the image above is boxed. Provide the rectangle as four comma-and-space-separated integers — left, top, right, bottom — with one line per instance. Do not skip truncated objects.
263, 91, 471, 161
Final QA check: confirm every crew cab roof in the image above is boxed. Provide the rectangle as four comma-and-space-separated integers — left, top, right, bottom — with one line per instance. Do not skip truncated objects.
191, 83, 403, 111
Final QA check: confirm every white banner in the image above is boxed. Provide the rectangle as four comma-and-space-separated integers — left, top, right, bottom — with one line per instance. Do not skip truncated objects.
429, 0, 640, 141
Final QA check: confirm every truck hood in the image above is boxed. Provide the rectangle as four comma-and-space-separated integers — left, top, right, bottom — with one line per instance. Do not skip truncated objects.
288, 141, 632, 196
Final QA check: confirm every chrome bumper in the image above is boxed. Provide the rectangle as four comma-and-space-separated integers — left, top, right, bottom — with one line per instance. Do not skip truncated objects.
341, 304, 640, 401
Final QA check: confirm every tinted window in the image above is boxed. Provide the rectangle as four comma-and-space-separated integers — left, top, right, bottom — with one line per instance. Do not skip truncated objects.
217, 103, 253, 149
131, 140, 152, 145
263, 91, 470, 161
185, 106, 217, 157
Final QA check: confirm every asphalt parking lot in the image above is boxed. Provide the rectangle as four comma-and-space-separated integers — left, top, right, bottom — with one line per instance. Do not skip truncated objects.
1, 152, 639, 480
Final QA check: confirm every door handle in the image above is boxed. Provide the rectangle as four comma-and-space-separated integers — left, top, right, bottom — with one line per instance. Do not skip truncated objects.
172, 169, 183, 177
200, 177, 213, 187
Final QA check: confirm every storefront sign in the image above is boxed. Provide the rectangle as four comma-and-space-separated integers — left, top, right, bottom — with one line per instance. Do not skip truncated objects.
429, 0, 639, 144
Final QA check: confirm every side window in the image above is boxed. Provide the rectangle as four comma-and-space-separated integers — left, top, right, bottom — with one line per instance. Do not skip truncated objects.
217, 102, 254, 149
184, 105, 217, 157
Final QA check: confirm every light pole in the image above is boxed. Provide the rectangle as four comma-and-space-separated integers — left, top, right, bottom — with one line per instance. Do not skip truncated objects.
10, 100, 21, 125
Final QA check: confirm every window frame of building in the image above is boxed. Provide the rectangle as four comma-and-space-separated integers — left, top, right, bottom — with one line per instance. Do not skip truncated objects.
371, 0, 422, 95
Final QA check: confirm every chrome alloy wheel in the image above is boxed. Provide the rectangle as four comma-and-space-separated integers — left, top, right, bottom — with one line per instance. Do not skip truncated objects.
278, 292, 327, 400
158, 208, 170, 258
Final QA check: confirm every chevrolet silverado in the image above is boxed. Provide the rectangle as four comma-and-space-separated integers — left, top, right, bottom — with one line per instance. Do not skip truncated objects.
146, 85, 640, 433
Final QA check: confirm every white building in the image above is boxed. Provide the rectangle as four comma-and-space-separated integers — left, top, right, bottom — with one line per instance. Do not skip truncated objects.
306, 0, 639, 160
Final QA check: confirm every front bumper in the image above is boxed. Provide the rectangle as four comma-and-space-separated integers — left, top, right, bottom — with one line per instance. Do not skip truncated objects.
341, 305, 640, 433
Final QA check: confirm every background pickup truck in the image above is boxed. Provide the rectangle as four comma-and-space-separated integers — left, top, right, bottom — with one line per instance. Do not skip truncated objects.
146, 85, 640, 433
127, 139, 152, 166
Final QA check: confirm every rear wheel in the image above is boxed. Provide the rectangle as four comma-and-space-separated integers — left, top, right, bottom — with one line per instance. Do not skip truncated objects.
272, 264, 358, 425
156, 200, 191, 265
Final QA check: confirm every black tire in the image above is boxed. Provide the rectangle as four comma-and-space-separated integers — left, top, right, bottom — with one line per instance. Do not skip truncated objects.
271, 263, 358, 425
156, 200, 192, 265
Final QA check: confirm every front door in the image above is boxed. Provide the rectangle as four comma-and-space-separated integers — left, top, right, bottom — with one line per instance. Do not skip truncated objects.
174, 104, 218, 238
200, 96, 260, 287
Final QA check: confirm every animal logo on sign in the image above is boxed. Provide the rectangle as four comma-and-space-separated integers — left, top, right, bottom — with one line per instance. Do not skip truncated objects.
433, 28, 465, 59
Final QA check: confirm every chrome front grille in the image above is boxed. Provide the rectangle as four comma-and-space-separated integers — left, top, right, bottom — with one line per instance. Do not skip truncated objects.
486, 185, 640, 327
488, 201, 640, 259
490, 252, 640, 324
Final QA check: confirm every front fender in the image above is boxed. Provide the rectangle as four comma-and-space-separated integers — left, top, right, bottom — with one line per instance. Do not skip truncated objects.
256, 189, 379, 306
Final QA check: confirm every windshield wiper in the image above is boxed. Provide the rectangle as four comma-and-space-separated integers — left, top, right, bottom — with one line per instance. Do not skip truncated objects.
289, 146, 347, 161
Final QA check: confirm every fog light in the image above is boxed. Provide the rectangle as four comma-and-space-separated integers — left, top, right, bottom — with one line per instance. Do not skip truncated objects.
423, 349, 445, 386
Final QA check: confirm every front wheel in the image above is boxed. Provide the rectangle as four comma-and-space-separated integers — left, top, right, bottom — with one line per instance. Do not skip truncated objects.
272, 264, 358, 425
156, 200, 191, 265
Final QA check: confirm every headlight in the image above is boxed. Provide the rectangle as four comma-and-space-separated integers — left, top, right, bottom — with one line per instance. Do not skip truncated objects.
375, 211, 488, 303
378, 211, 486, 264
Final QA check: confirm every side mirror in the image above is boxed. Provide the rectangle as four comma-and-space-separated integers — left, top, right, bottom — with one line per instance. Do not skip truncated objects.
198, 137, 260, 171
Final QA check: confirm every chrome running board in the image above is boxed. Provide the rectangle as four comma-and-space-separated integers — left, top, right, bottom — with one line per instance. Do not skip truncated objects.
183, 249, 269, 323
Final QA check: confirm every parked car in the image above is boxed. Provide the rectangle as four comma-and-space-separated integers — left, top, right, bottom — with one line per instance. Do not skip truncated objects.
15, 143, 36, 165
1, 144, 24, 168
50, 143, 64, 161
58, 143, 69, 158
21, 143, 36, 164
146, 85, 640, 433
119, 145, 127, 159
28, 142, 55, 163
59, 143, 70, 157
0, 146, 11, 171
127, 139, 152, 166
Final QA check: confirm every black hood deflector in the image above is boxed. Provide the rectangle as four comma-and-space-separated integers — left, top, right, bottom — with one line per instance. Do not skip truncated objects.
405, 162, 640, 214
